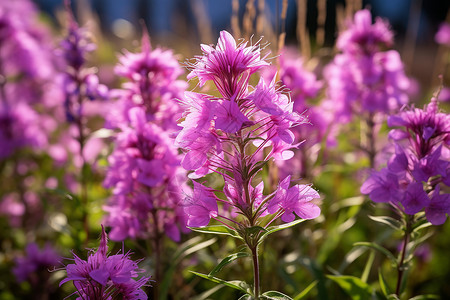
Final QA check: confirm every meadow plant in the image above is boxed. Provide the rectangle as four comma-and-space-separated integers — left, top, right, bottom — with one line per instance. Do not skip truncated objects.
324, 9, 411, 167
361, 95, 449, 297
103, 31, 188, 296
177, 30, 321, 298
58, 7, 108, 242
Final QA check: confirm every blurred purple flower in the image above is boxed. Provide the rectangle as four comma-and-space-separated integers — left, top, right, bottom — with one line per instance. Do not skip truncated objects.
324, 9, 410, 124
362, 97, 450, 225
435, 22, 450, 46
59, 11, 108, 123
13, 243, 61, 283
108, 30, 186, 131
103, 107, 188, 242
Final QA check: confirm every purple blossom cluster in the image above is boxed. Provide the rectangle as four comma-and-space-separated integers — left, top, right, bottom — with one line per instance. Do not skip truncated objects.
324, 9, 410, 123
361, 97, 450, 225
13, 243, 61, 283
0, 0, 62, 159
103, 107, 187, 241
103, 33, 188, 242
60, 226, 151, 300
59, 13, 108, 123
177, 31, 320, 228
107, 33, 187, 131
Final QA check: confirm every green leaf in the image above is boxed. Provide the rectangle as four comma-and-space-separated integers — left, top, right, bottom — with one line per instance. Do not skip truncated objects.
259, 219, 306, 244
408, 295, 440, 300
293, 281, 318, 300
353, 242, 397, 266
190, 285, 224, 300
190, 271, 251, 294
189, 225, 243, 241
361, 250, 375, 283
208, 252, 250, 276
327, 275, 372, 300
378, 269, 390, 296
248, 160, 270, 178
261, 291, 293, 300
159, 237, 216, 300
238, 295, 253, 300
369, 215, 403, 230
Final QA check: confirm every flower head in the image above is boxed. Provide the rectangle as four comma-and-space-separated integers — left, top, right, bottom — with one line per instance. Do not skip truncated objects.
60, 225, 151, 299
187, 30, 269, 99
362, 97, 450, 225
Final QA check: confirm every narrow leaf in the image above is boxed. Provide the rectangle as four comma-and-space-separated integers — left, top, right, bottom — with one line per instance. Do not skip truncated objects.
327, 275, 372, 300
408, 295, 440, 300
353, 242, 397, 266
189, 225, 243, 240
293, 280, 318, 300
209, 252, 250, 277
369, 215, 403, 230
190, 271, 250, 294
378, 269, 390, 296
361, 250, 375, 283
261, 290, 293, 300
259, 219, 306, 244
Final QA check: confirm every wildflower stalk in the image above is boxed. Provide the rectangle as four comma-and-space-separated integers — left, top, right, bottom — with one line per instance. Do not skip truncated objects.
396, 214, 411, 297
75, 90, 89, 244
150, 208, 162, 299
251, 245, 260, 299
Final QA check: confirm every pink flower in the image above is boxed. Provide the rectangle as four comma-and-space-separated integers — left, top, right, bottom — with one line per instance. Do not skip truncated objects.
184, 181, 219, 227
267, 176, 321, 222
188, 30, 269, 99
435, 22, 450, 46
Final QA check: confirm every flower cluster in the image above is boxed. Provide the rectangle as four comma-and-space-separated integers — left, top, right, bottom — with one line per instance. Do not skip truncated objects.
0, 0, 61, 159
59, 14, 108, 123
107, 32, 186, 131
103, 31, 188, 242
361, 97, 450, 225
60, 226, 151, 300
324, 9, 410, 123
104, 107, 187, 241
13, 243, 61, 283
177, 31, 320, 230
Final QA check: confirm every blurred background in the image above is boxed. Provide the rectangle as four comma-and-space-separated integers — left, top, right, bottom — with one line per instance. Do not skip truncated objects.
34, 0, 450, 92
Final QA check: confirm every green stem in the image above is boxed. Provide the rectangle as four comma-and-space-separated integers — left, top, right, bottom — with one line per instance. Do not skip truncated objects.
151, 208, 162, 300
251, 245, 260, 299
396, 215, 411, 297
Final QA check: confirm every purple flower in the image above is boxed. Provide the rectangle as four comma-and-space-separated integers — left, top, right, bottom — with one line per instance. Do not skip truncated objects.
267, 176, 321, 222
187, 30, 269, 99
59, 10, 108, 123
337, 9, 393, 54
360, 168, 402, 203
401, 183, 429, 215
177, 30, 319, 233
103, 107, 188, 242
183, 181, 219, 227
13, 243, 61, 283
362, 97, 450, 224
425, 187, 450, 225
110, 30, 186, 131
60, 225, 151, 299
435, 22, 450, 46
